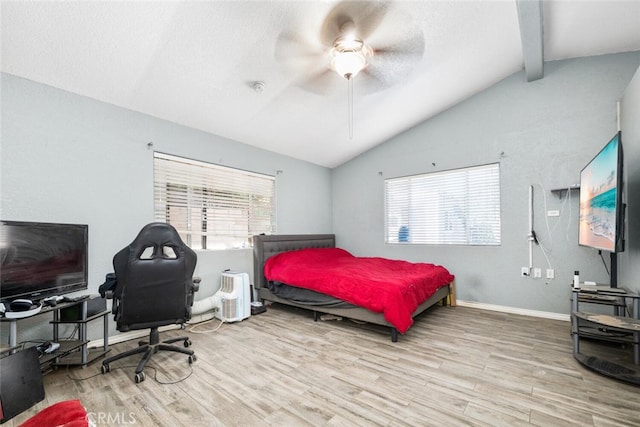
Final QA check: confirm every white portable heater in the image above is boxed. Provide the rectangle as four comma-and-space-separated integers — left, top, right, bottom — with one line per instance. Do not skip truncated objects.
214, 271, 251, 322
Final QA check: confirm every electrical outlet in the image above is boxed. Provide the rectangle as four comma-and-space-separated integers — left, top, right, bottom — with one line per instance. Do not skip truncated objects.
521, 267, 530, 277
533, 268, 542, 278
546, 269, 555, 279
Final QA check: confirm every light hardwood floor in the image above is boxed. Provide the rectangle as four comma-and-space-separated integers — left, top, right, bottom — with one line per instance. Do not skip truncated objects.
6, 304, 640, 426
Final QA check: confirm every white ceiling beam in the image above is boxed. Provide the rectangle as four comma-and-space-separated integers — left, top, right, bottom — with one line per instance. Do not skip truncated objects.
516, 0, 544, 82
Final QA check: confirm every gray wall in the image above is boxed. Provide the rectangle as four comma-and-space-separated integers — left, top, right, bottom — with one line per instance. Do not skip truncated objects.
619, 66, 640, 293
332, 52, 640, 315
0, 73, 332, 342
2, 51, 638, 346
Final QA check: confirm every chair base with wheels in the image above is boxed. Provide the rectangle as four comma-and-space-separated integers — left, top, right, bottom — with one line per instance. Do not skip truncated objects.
101, 326, 196, 383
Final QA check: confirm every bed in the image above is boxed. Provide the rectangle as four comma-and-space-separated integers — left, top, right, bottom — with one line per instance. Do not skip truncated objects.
253, 234, 456, 342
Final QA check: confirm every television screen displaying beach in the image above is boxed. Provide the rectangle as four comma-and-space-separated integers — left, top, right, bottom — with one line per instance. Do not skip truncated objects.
579, 135, 619, 252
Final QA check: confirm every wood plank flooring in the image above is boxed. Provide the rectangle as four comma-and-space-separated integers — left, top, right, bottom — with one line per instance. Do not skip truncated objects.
6, 304, 640, 426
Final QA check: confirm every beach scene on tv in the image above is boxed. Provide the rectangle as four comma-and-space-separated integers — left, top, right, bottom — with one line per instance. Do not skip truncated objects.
579, 135, 619, 252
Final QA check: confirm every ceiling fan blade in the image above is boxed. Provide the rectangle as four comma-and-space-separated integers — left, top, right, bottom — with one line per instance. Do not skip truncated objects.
360, 63, 407, 91
275, 28, 341, 95
320, 1, 390, 46
357, 48, 425, 92
295, 68, 342, 95
359, 25, 425, 91
373, 31, 425, 59
274, 31, 325, 68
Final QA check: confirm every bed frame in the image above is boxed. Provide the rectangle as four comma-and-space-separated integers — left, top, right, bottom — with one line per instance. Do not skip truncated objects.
253, 234, 455, 342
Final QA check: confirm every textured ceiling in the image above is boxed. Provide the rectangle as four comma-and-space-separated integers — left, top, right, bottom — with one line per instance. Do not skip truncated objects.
2, 1, 639, 168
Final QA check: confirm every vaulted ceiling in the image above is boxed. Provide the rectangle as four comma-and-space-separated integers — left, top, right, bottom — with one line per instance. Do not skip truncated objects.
2, 1, 639, 168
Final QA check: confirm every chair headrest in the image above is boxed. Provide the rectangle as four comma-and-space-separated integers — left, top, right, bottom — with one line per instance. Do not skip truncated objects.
128, 223, 187, 260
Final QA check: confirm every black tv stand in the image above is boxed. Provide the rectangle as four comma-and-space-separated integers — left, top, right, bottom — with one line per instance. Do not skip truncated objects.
1, 295, 109, 371
571, 287, 640, 384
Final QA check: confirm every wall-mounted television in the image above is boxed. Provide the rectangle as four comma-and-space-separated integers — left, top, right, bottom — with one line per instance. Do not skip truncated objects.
579, 131, 624, 253
0, 221, 88, 303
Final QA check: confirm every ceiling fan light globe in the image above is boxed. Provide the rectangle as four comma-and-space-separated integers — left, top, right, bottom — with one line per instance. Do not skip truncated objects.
332, 50, 366, 79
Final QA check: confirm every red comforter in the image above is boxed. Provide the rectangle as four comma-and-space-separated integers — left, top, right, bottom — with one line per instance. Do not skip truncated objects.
264, 247, 454, 333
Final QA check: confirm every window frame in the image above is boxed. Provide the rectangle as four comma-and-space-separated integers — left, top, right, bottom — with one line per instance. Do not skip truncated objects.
384, 163, 501, 246
153, 152, 276, 250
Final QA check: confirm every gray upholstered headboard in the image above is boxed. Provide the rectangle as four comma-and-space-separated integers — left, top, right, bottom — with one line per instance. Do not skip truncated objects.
252, 234, 335, 290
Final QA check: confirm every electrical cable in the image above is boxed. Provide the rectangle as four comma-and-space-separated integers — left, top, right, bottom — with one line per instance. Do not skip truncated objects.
529, 183, 553, 271
61, 324, 79, 342
531, 182, 580, 278
65, 362, 194, 384
531, 183, 553, 269
145, 364, 194, 385
599, 250, 610, 275
189, 316, 224, 334
64, 364, 106, 381
536, 182, 554, 252
545, 183, 572, 245
537, 235, 553, 271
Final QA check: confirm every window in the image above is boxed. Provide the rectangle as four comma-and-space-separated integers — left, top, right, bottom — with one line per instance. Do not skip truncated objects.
385, 163, 501, 245
153, 153, 276, 249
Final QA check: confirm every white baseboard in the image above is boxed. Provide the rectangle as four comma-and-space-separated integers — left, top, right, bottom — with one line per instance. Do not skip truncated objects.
88, 312, 217, 349
88, 324, 180, 349
456, 300, 570, 322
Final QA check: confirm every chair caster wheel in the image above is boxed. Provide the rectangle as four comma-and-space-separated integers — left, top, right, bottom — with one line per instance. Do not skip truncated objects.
189, 354, 197, 364
101, 364, 110, 374
184, 339, 191, 348
134, 372, 146, 383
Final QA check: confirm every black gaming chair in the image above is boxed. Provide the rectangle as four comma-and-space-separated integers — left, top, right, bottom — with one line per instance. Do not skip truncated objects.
100, 222, 200, 383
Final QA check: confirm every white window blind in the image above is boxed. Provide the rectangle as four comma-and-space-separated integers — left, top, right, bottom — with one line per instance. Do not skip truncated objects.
154, 152, 275, 249
385, 163, 501, 245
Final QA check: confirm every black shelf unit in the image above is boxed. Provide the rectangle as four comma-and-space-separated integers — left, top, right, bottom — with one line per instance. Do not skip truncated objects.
1, 296, 109, 371
49, 306, 110, 369
38, 340, 87, 370
571, 287, 640, 384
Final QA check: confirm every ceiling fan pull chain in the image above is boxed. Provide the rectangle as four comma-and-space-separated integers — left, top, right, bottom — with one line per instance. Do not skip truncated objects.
347, 74, 354, 139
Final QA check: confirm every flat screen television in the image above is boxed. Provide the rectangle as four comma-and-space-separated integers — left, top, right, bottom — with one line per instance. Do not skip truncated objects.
0, 220, 88, 303
579, 131, 624, 253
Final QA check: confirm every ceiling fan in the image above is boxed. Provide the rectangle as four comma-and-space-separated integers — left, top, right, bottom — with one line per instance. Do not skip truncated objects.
275, 1, 425, 137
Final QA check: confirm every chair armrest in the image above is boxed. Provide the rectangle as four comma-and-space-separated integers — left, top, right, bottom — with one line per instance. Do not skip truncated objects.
192, 276, 201, 293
